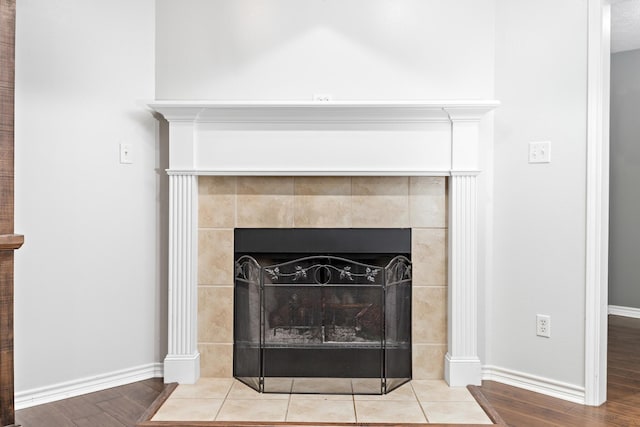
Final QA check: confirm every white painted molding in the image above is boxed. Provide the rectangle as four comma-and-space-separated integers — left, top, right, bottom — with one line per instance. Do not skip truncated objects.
585, 0, 611, 407
165, 174, 200, 384
445, 173, 481, 386
15, 363, 163, 410
164, 354, 200, 384
149, 100, 498, 175
608, 305, 640, 318
148, 100, 500, 124
483, 365, 585, 405
166, 169, 455, 177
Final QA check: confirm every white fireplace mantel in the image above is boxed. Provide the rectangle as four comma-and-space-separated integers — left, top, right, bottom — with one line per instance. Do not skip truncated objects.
149, 100, 498, 176
149, 100, 498, 387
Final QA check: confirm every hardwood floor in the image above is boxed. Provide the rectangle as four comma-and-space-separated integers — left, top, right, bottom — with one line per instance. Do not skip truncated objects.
15, 378, 164, 427
14, 315, 640, 426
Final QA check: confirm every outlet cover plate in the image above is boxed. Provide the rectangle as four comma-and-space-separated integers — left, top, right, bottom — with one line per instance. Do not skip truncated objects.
536, 314, 551, 338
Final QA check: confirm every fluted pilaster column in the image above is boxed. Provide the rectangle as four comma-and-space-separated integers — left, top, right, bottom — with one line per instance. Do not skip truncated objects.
445, 172, 481, 386
164, 173, 200, 383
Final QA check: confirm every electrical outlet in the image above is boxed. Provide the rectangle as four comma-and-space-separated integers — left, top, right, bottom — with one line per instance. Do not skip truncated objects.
536, 314, 551, 338
529, 141, 551, 163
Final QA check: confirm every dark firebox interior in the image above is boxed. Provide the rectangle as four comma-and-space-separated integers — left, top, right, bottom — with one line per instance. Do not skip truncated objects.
233, 228, 412, 394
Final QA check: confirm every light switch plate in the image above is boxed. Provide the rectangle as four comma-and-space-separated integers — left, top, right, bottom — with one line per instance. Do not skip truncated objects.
120, 143, 133, 164
529, 141, 551, 163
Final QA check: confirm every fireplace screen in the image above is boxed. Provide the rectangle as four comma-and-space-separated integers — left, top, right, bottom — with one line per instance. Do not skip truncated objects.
233, 229, 412, 395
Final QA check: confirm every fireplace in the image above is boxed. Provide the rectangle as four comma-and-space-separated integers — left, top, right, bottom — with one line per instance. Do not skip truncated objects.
233, 228, 412, 394
148, 100, 498, 387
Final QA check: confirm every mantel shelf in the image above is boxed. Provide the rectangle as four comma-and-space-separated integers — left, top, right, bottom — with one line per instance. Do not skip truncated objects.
148, 100, 499, 123
148, 99, 498, 176
0, 234, 24, 251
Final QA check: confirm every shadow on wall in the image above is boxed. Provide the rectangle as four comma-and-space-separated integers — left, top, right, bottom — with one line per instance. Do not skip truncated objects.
156, 116, 170, 361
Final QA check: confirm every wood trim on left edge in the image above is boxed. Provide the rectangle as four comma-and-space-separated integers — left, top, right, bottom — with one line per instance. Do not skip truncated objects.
0, 1, 20, 426
0, 235, 23, 252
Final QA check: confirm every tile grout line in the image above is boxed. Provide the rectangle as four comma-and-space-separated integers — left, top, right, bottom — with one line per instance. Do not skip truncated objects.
284, 390, 293, 422
411, 381, 431, 423
351, 392, 358, 423
211, 381, 234, 421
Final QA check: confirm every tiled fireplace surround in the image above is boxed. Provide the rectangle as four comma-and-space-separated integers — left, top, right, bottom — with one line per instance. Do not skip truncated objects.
197, 175, 447, 379
149, 100, 498, 389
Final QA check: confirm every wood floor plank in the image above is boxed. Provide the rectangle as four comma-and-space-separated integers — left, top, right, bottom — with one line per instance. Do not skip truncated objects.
14, 403, 76, 427
51, 395, 104, 421
118, 380, 167, 409
15, 380, 164, 427
73, 412, 127, 427
96, 395, 148, 426
139, 378, 165, 393
81, 385, 128, 405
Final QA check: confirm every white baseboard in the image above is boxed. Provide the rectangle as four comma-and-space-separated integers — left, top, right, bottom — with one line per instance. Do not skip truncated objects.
482, 365, 585, 404
15, 363, 164, 410
608, 305, 640, 319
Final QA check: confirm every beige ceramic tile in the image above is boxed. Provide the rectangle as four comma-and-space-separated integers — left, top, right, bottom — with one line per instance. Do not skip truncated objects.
236, 177, 294, 227
412, 286, 447, 344
198, 343, 233, 377
227, 379, 290, 400
422, 401, 493, 424
293, 177, 352, 227
198, 286, 234, 343
410, 176, 447, 228
352, 176, 409, 197
198, 229, 234, 285
151, 397, 222, 421
237, 176, 294, 195
170, 377, 234, 399
291, 377, 353, 394
294, 176, 352, 196
411, 379, 475, 402
350, 378, 385, 395
355, 399, 427, 423
262, 377, 295, 394
289, 393, 354, 401
352, 177, 409, 227
353, 381, 417, 401
199, 176, 236, 228
412, 228, 447, 285
215, 398, 289, 422
287, 399, 356, 423
412, 344, 447, 380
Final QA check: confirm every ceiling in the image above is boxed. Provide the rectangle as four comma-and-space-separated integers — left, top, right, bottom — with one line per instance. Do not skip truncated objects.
611, 0, 640, 53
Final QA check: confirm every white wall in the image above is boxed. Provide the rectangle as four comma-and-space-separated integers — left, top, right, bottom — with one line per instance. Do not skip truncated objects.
156, 0, 495, 100
489, 0, 588, 388
14, 0, 164, 397
609, 48, 640, 309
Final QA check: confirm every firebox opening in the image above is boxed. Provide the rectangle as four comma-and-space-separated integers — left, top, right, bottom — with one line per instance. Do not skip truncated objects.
233, 228, 412, 395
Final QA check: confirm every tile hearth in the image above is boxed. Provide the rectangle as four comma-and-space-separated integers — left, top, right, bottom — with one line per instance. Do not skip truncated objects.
151, 378, 493, 424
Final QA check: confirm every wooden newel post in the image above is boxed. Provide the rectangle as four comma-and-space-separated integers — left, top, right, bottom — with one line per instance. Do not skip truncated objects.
1, 1, 23, 426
